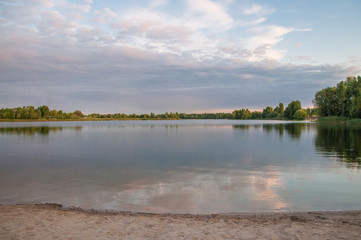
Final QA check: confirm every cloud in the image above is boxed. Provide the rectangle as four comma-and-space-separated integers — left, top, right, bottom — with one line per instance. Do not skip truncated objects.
95, 8, 116, 18
78, 4, 91, 13
246, 17, 266, 25
150, 0, 167, 8
0, 0, 290, 63
244, 26, 304, 61
243, 4, 262, 15
55, 0, 92, 13
247, 26, 293, 47
243, 4, 273, 15
28, 0, 54, 8
0, 33, 356, 112
186, 0, 234, 30
1, 0, 359, 113
94, 7, 117, 24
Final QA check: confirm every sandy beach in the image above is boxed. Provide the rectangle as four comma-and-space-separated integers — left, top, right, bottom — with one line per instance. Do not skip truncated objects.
0, 204, 360, 239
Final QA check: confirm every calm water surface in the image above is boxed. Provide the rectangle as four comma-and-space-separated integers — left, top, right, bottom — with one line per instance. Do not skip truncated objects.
0, 120, 360, 214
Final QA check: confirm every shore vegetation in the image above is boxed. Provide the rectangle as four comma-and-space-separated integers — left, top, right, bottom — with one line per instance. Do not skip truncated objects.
312, 76, 361, 124
0, 101, 315, 122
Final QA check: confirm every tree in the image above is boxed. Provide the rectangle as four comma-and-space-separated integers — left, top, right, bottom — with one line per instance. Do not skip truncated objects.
350, 93, 361, 118
313, 76, 361, 118
38, 105, 50, 118
284, 101, 302, 119
50, 109, 58, 118
29, 106, 35, 119
294, 109, 307, 120
262, 106, 275, 118
73, 110, 83, 118
251, 111, 262, 119
35, 109, 42, 119
232, 108, 252, 119
274, 103, 284, 117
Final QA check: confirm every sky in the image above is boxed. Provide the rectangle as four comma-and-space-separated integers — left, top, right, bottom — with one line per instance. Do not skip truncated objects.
0, 0, 360, 114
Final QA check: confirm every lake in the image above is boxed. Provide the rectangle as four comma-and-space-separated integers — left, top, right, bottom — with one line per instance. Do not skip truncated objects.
0, 120, 360, 214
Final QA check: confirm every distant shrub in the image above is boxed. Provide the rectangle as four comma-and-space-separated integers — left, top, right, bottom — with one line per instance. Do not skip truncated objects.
294, 109, 307, 120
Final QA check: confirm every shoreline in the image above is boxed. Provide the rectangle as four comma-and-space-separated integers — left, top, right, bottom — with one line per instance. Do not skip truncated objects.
1, 202, 359, 217
1, 204, 361, 239
0, 118, 313, 122
0, 119, 313, 125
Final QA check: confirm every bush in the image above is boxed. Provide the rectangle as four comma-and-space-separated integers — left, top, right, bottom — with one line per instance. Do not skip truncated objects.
294, 109, 307, 120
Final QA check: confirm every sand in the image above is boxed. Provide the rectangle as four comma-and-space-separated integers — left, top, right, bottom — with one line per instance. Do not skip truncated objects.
1, 204, 361, 239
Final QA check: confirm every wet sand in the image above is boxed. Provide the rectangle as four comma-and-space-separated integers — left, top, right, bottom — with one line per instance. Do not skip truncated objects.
1, 204, 361, 239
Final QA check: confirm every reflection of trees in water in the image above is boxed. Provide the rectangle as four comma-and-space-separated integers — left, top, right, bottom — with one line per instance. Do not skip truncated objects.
232, 125, 251, 130
0, 126, 82, 136
233, 123, 311, 140
2, 123, 360, 169
233, 123, 361, 168
315, 125, 361, 168
284, 124, 309, 139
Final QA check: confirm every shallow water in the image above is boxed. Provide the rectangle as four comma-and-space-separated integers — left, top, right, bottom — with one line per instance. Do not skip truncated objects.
0, 120, 360, 213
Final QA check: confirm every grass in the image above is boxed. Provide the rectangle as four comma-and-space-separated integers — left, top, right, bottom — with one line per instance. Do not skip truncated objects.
317, 116, 361, 125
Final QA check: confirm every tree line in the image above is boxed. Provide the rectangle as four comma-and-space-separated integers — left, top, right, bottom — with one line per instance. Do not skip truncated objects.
88, 112, 181, 119
2, 75, 360, 121
232, 101, 316, 120
0, 103, 315, 120
0, 106, 83, 120
313, 76, 361, 118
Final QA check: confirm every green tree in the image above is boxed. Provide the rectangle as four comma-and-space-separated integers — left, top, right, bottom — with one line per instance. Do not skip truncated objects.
29, 106, 35, 119
294, 109, 307, 120
35, 109, 42, 119
50, 109, 58, 118
250, 111, 262, 119
313, 76, 361, 118
274, 103, 284, 117
73, 110, 83, 118
262, 106, 274, 118
38, 105, 50, 118
350, 93, 361, 118
284, 101, 302, 119
232, 109, 252, 119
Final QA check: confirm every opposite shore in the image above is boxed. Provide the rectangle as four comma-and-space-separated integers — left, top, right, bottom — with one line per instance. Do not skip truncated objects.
4, 116, 361, 125
0, 117, 312, 122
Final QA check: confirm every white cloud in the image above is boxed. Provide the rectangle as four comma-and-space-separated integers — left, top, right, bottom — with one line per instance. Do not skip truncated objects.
239, 17, 266, 26
0, 1, 357, 112
30, 0, 54, 8
244, 25, 295, 61
111, 9, 165, 34
0, 0, 302, 63
56, 1, 92, 13
0, 0, 317, 70
102, 8, 117, 18
243, 4, 273, 15
38, 10, 79, 33
243, 4, 262, 15
248, 26, 293, 47
150, 0, 167, 8
186, 0, 234, 30
249, 17, 266, 25
78, 4, 91, 13
94, 8, 117, 24
0, 0, 359, 113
